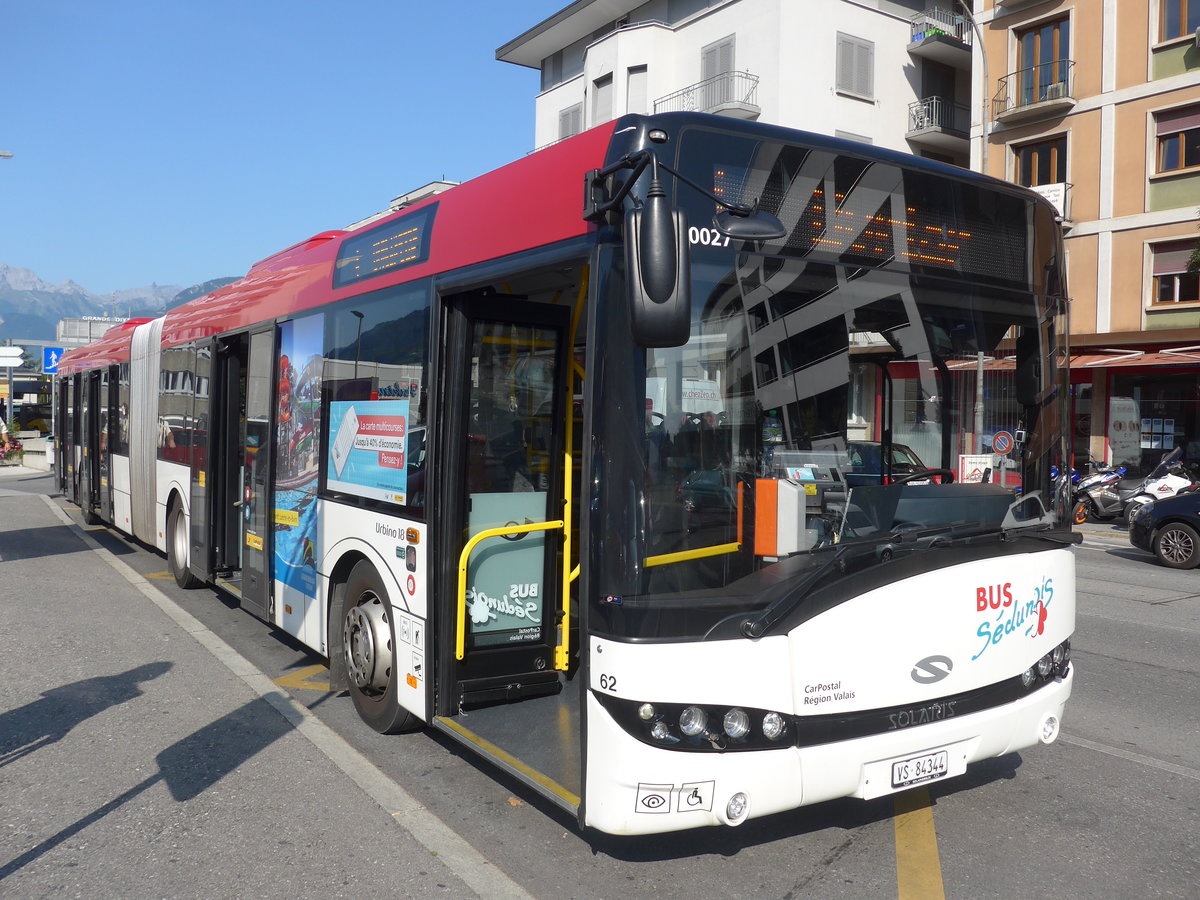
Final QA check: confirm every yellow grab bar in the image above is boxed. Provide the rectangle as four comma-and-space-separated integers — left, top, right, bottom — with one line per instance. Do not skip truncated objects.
644, 541, 742, 569
456, 519, 566, 661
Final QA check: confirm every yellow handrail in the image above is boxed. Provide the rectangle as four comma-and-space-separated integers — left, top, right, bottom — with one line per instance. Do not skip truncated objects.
555, 267, 588, 671
644, 541, 742, 568
456, 519, 565, 661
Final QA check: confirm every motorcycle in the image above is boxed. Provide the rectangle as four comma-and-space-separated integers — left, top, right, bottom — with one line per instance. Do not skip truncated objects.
1120, 446, 1199, 527
1069, 463, 1126, 524
1071, 466, 1135, 525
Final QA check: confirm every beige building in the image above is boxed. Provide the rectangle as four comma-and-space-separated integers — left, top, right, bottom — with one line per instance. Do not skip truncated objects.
974, 0, 1200, 472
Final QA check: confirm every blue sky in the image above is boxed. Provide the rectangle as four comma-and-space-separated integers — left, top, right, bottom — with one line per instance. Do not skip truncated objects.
0, 1, 566, 295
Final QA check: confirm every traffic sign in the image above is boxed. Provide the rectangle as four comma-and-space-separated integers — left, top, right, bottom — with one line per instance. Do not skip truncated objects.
0, 346, 24, 369
992, 430, 1014, 455
0, 346, 23, 358
43, 347, 64, 375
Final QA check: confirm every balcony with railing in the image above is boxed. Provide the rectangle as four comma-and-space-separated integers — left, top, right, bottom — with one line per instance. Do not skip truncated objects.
906, 96, 970, 153
908, 7, 972, 68
653, 70, 760, 119
993, 60, 1076, 124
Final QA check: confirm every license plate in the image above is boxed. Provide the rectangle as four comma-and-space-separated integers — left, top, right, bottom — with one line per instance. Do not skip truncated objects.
891, 750, 949, 789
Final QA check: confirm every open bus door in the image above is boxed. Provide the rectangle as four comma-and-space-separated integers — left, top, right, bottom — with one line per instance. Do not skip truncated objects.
96, 367, 115, 523
77, 370, 102, 521
207, 329, 275, 620
437, 295, 572, 709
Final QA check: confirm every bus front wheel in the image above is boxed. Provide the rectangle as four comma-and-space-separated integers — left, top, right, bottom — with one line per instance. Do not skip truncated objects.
167, 505, 199, 589
343, 560, 418, 734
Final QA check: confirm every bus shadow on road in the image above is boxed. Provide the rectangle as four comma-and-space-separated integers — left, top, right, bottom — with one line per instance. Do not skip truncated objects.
0, 694, 292, 880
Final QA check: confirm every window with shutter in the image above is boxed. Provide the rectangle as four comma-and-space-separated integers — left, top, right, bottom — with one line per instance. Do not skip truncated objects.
700, 36, 735, 109
627, 66, 648, 116
836, 34, 874, 100
559, 104, 583, 140
592, 74, 614, 126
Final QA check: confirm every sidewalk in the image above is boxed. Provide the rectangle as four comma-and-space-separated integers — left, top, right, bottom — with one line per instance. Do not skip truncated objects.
0, 489, 523, 899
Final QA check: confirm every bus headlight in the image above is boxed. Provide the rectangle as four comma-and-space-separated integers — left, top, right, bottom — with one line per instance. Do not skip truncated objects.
761, 711, 787, 741
679, 706, 707, 736
723, 708, 750, 739
596, 694, 793, 751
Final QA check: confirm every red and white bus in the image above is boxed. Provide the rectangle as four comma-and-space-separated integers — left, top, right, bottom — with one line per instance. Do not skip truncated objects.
57, 112, 1075, 836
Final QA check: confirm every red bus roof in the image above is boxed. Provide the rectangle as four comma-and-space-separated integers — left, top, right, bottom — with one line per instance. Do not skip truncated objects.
59, 122, 616, 376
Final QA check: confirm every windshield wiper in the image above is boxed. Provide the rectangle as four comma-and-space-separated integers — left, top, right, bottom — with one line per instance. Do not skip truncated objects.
741, 546, 848, 638
1001, 523, 1082, 545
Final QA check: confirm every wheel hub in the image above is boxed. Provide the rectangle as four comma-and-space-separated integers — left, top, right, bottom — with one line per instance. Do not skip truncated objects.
1162, 529, 1194, 564
344, 593, 392, 693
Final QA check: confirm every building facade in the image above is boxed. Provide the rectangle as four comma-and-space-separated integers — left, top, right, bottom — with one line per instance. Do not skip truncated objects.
975, 0, 1200, 473
498, 0, 973, 167
501, 1, 1200, 475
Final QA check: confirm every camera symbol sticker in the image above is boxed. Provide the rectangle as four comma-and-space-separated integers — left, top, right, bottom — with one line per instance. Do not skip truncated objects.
635, 783, 673, 814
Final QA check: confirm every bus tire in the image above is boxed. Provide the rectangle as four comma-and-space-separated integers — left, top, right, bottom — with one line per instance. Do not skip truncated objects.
168, 505, 200, 589
343, 559, 418, 734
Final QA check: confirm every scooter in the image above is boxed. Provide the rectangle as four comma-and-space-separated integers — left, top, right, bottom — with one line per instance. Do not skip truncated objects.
1069, 462, 1126, 524
1120, 446, 1198, 526
1071, 466, 1135, 525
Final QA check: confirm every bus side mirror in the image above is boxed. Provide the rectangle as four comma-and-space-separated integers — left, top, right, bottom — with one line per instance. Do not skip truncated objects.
625, 200, 691, 348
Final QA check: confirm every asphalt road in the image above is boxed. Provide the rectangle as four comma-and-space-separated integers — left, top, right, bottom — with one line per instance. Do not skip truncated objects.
3, 468, 1198, 898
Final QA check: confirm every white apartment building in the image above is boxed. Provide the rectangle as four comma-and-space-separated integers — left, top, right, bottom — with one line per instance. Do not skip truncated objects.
498, 0, 975, 167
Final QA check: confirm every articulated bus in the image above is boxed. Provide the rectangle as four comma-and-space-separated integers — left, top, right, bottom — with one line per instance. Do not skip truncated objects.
57, 112, 1075, 836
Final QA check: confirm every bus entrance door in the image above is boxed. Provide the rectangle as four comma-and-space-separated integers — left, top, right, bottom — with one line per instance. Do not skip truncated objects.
210, 329, 274, 620
444, 297, 570, 708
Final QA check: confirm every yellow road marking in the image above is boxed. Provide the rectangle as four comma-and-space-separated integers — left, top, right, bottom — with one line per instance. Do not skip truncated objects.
894, 788, 945, 900
274, 663, 331, 692
145, 571, 175, 581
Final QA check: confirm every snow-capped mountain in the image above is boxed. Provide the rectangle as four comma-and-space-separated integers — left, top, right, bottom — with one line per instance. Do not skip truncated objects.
0, 264, 235, 340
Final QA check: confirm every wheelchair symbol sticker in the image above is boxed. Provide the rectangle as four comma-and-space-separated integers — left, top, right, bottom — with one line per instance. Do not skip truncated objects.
678, 781, 714, 813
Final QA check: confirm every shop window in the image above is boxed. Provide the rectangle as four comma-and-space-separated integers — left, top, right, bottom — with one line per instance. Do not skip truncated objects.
1160, 0, 1200, 42
1156, 105, 1200, 173
1151, 241, 1200, 305
1014, 135, 1067, 187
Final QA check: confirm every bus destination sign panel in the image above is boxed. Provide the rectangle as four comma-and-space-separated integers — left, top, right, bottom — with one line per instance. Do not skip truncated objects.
334, 204, 437, 288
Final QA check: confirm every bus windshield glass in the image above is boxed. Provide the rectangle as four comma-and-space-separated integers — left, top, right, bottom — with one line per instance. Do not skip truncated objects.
590, 126, 1070, 641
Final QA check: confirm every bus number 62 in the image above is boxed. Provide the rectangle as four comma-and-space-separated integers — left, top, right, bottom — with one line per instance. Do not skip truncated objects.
598, 673, 618, 691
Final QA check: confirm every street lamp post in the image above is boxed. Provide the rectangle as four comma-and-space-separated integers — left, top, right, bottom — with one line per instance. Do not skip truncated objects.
957, 0, 989, 174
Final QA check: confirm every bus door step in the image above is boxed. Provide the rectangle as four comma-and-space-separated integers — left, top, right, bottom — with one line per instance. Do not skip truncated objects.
457, 672, 562, 710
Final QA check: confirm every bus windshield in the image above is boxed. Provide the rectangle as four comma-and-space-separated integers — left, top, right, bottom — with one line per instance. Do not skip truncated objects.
590, 127, 1069, 641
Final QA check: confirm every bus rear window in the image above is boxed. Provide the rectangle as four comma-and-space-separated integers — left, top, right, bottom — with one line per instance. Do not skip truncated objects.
333, 204, 437, 288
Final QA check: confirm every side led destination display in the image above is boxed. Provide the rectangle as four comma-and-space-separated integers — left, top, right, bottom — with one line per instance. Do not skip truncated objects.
334, 203, 437, 288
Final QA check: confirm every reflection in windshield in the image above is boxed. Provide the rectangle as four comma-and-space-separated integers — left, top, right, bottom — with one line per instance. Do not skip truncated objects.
591, 134, 1070, 641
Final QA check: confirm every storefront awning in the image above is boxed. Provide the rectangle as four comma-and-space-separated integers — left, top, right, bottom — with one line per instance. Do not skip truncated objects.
1069, 347, 1200, 368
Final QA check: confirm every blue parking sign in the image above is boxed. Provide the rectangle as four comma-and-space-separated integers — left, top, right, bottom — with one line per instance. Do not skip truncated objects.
43, 347, 64, 375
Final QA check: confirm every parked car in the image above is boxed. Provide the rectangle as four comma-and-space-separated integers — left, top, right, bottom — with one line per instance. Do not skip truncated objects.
1128, 490, 1200, 568
844, 440, 936, 486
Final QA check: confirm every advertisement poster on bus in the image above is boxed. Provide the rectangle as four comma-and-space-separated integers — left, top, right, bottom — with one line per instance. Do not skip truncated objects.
274, 315, 323, 602
327, 399, 410, 504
